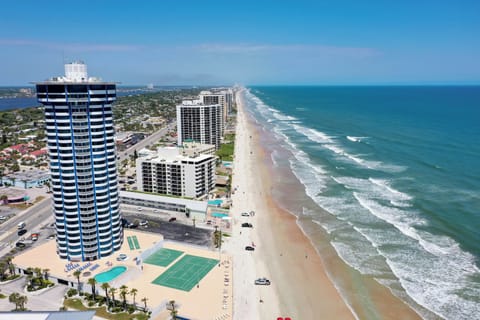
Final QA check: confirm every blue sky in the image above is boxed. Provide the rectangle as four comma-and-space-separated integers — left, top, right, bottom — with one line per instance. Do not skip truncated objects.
1, 0, 479, 85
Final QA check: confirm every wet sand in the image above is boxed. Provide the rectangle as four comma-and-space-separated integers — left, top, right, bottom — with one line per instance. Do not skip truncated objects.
228, 88, 423, 319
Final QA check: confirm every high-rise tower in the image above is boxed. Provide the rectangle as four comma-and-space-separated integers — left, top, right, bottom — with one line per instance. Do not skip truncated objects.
36, 62, 122, 261
176, 99, 223, 149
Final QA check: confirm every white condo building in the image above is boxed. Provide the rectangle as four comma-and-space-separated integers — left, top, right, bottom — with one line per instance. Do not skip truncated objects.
136, 147, 216, 199
199, 89, 233, 123
36, 62, 122, 261
176, 99, 223, 149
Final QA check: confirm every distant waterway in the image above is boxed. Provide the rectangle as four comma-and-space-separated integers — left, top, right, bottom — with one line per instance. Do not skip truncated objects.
0, 90, 150, 112
0, 97, 39, 111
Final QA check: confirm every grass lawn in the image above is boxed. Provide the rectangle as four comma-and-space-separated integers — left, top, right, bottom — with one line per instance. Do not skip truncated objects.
64, 298, 149, 320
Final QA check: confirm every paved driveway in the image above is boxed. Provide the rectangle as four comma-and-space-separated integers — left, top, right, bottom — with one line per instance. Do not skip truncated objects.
0, 276, 67, 311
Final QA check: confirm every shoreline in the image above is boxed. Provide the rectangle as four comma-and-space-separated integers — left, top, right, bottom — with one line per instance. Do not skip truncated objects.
227, 89, 354, 319
227, 88, 424, 319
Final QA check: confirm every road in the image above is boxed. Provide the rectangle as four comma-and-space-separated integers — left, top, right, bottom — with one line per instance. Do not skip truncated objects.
0, 123, 176, 257
118, 121, 176, 162
0, 197, 54, 256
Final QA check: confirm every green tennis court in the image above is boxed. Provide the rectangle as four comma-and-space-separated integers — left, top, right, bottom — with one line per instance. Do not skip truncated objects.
132, 236, 140, 249
151, 255, 219, 291
127, 236, 135, 250
144, 248, 184, 267
126, 236, 141, 250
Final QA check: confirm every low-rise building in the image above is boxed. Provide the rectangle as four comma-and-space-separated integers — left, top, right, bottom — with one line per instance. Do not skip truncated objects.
0, 169, 50, 189
120, 190, 208, 220
136, 147, 216, 199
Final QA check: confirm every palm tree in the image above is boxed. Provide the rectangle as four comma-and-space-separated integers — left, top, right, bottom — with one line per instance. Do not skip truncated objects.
9, 292, 20, 311
18, 295, 27, 310
101, 282, 110, 308
6, 256, 15, 276
73, 270, 82, 292
130, 288, 138, 306
0, 262, 7, 281
109, 287, 117, 308
141, 296, 148, 311
34, 267, 42, 279
167, 300, 178, 320
44, 180, 51, 193
87, 278, 97, 300
43, 268, 50, 281
120, 285, 128, 310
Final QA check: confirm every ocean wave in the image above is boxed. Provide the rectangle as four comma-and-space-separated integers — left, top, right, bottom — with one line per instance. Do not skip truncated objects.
346, 136, 367, 143
290, 123, 407, 173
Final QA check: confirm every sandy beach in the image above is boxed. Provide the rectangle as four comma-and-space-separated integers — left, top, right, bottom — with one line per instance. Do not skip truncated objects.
225, 89, 355, 320
225, 88, 424, 320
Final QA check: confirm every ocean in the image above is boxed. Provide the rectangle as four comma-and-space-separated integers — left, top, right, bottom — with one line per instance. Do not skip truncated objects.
243, 86, 480, 320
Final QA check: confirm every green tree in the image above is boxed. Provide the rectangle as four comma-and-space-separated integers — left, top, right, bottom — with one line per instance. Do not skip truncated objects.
34, 267, 42, 279
0, 262, 7, 281
42, 268, 49, 280
101, 282, 110, 308
120, 285, 128, 310
167, 300, 178, 320
17, 295, 27, 310
44, 180, 51, 193
130, 288, 138, 306
87, 278, 97, 300
73, 270, 82, 292
141, 296, 148, 310
9, 292, 20, 311
6, 256, 16, 276
109, 287, 117, 309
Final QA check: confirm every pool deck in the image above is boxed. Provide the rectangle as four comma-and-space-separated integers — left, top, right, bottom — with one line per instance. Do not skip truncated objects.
12, 229, 232, 320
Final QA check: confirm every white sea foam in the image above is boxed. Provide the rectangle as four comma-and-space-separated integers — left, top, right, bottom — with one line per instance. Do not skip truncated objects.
245, 89, 480, 320
291, 123, 334, 144
270, 149, 279, 167
368, 178, 413, 201
346, 136, 366, 142
291, 123, 407, 173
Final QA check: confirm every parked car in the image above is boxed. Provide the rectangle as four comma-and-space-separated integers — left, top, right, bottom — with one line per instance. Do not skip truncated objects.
31, 233, 39, 241
241, 223, 253, 228
15, 242, 26, 248
169, 217, 177, 222
139, 220, 148, 227
254, 278, 271, 285
116, 254, 128, 261
241, 212, 250, 217
245, 246, 255, 251
17, 229, 27, 236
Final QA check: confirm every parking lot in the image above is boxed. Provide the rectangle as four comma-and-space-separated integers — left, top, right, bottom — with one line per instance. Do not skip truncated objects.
122, 213, 213, 247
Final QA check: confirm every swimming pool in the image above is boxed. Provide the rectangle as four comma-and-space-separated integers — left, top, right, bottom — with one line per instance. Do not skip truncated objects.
94, 266, 127, 283
208, 199, 223, 206
212, 212, 229, 218
222, 161, 233, 168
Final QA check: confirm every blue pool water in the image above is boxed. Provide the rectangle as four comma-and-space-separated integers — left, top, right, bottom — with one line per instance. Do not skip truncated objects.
94, 266, 127, 283
208, 199, 223, 206
222, 161, 233, 168
211, 212, 229, 218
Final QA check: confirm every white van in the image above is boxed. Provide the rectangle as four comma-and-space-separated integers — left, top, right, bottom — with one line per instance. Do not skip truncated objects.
17, 222, 26, 229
